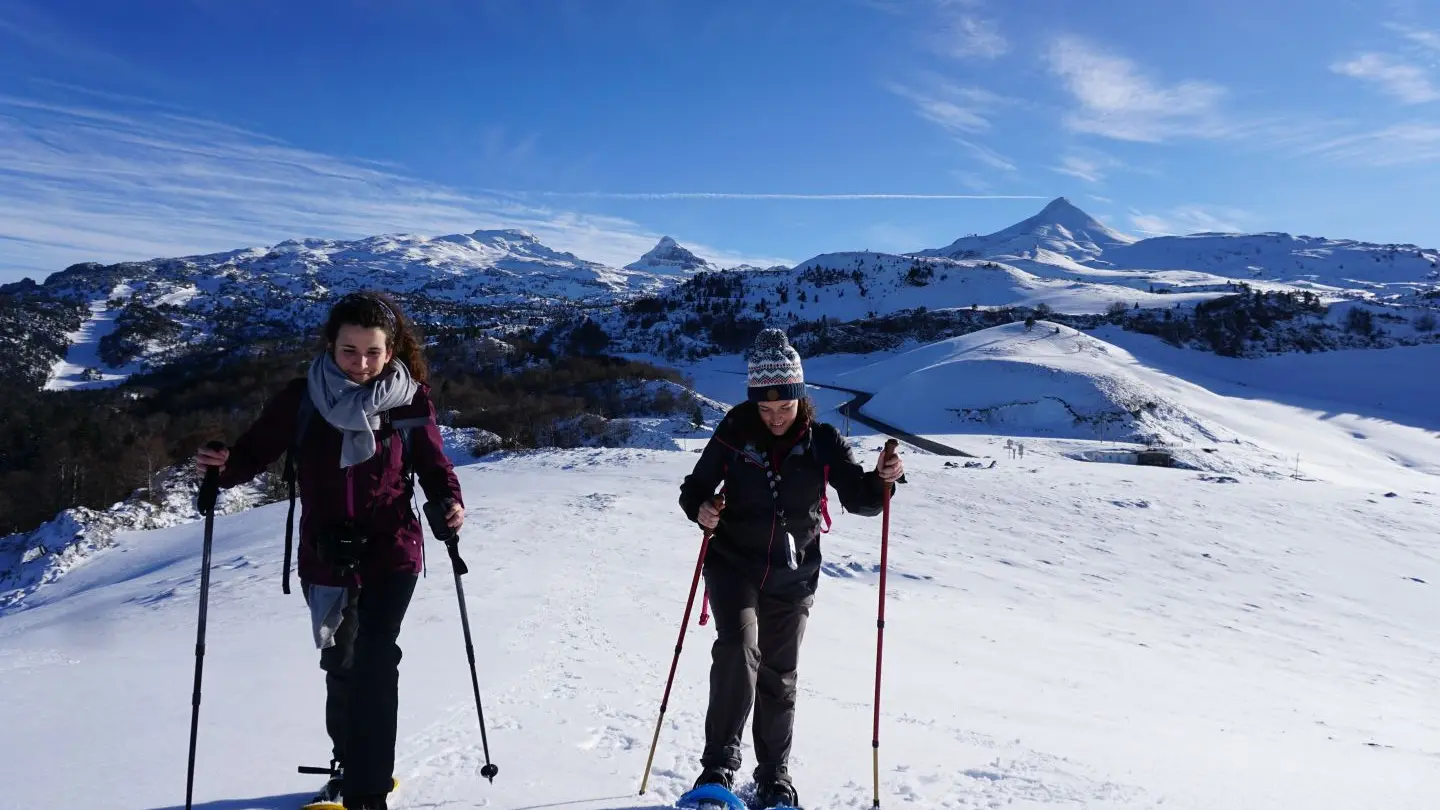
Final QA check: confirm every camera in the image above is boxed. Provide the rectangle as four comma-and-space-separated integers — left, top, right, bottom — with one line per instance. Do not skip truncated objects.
314, 521, 369, 572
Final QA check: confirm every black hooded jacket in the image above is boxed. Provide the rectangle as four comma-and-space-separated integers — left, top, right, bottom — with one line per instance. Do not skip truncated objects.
678, 403, 898, 596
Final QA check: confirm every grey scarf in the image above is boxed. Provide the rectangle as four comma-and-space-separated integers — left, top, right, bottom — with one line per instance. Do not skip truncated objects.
306, 353, 419, 468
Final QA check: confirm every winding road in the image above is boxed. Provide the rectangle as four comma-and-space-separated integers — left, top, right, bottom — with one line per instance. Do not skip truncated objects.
803, 379, 975, 457
717, 370, 974, 456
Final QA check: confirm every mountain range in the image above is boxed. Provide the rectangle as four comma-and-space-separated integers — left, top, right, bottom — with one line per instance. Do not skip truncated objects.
3, 197, 1438, 390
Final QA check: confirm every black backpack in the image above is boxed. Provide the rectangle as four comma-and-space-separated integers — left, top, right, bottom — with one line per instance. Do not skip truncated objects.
280, 394, 428, 593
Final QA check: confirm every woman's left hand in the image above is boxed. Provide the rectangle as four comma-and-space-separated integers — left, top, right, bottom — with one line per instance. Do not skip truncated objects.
446, 501, 465, 530
876, 446, 904, 482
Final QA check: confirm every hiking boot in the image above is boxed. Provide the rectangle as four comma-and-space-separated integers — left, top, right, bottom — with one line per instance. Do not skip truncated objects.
753, 766, 800, 808
304, 769, 343, 807
692, 765, 736, 790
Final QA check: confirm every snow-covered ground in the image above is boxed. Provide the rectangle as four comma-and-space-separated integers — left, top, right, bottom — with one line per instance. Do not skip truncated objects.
2, 324, 1437, 810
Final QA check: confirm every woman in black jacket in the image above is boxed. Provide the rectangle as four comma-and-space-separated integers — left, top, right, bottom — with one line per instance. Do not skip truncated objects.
678, 328, 905, 807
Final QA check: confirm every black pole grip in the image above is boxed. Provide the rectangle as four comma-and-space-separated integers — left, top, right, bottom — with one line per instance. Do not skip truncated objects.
423, 499, 468, 575
197, 441, 225, 517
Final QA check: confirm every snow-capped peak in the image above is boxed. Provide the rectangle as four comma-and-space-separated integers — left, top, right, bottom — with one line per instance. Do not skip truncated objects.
920, 196, 1136, 262
625, 236, 715, 274
468, 228, 539, 243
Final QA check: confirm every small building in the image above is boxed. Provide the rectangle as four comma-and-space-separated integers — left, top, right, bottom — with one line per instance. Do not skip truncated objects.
1136, 449, 1175, 467
1074, 447, 1176, 468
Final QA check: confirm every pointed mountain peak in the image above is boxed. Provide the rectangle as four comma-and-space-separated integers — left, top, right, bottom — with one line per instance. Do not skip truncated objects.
919, 196, 1135, 261
1038, 196, 1085, 218
1027, 197, 1115, 233
626, 236, 714, 274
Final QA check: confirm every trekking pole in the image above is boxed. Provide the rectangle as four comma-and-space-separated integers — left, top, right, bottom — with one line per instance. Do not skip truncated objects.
639, 494, 724, 795
186, 441, 225, 810
423, 499, 499, 783
871, 438, 898, 809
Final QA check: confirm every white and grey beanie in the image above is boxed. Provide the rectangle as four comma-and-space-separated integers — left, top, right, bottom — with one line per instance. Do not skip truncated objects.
747, 328, 805, 402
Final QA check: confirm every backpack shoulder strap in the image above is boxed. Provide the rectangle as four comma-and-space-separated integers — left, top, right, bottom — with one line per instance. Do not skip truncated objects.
808, 422, 836, 533
281, 393, 315, 595
390, 413, 428, 494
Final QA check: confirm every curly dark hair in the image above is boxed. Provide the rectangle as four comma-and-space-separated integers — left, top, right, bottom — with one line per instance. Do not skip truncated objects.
320, 290, 429, 384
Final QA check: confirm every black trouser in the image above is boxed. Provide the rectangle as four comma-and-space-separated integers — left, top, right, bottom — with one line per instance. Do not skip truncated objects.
700, 555, 814, 779
305, 571, 418, 799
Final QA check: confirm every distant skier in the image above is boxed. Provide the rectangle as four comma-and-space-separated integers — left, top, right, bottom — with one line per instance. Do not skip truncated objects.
677, 328, 905, 807
193, 291, 466, 810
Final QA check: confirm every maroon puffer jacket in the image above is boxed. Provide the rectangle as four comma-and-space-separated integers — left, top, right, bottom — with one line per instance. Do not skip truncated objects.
218, 377, 464, 587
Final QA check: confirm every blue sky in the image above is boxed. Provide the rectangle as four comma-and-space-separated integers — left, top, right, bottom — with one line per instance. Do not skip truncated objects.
2, 0, 1438, 284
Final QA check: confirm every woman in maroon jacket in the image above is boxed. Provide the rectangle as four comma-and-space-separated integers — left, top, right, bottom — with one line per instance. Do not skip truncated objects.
194, 291, 465, 810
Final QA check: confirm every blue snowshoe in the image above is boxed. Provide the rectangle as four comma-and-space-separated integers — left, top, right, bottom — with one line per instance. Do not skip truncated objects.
676, 783, 747, 810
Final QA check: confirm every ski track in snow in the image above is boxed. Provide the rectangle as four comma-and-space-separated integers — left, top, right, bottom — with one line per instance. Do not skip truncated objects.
44, 288, 144, 390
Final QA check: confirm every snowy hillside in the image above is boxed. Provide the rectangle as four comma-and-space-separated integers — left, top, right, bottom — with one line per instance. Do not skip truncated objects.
1095, 231, 1440, 293
6, 229, 700, 390
33, 228, 676, 306
781, 321, 1440, 487
831, 321, 1237, 450
1, 405, 1435, 810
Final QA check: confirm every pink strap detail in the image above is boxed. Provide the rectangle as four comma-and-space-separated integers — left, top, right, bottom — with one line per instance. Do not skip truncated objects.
819, 464, 832, 533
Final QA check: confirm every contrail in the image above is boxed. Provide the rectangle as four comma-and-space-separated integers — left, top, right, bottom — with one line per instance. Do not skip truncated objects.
482, 190, 1047, 201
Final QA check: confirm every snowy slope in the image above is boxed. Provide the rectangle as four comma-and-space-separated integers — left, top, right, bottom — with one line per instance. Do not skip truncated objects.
832, 321, 1236, 449
17, 228, 693, 389
201, 228, 674, 302
814, 322, 1440, 487
0, 431, 1435, 810
1094, 231, 1440, 292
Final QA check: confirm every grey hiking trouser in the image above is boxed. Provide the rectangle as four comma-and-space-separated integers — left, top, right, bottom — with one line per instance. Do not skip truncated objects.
700, 555, 814, 777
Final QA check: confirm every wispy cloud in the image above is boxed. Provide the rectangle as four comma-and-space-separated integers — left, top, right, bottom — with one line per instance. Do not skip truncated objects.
1297, 122, 1440, 166
1050, 150, 1124, 183
863, 0, 1007, 59
1129, 205, 1251, 236
0, 89, 782, 281
886, 79, 1018, 170
886, 81, 1003, 134
1332, 53, 1439, 103
1386, 22, 1440, 51
1046, 35, 1231, 142
493, 190, 1044, 200
928, 12, 1008, 60
1088, 194, 1113, 204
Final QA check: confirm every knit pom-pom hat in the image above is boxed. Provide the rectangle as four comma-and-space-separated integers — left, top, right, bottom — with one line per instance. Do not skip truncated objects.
747, 328, 805, 402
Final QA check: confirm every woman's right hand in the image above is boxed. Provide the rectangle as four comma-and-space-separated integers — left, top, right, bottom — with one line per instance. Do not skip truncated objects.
194, 444, 230, 477
697, 495, 724, 531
